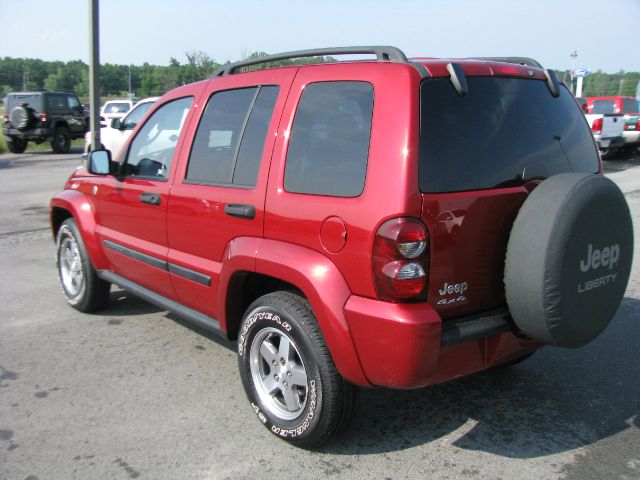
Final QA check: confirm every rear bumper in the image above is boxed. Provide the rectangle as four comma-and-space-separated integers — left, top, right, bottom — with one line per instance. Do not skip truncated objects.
594, 134, 625, 150
4, 127, 53, 139
344, 295, 538, 388
623, 130, 640, 145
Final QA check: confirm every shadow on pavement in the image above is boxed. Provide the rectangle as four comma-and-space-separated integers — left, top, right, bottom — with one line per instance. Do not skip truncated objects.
322, 297, 639, 457
88, 286, 639, 459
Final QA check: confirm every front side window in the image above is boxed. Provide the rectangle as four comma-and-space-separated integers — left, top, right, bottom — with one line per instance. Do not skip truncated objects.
67, 96, 80, 109
122, 101, 155, 129
186, 86, 279, 187
284, 81, 374, 197
123, 97, 192, 178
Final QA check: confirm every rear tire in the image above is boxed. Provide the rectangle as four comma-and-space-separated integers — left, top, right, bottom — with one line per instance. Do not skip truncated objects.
7, 137, 27, 153
56, 219, 111, 312
238, 291, 355, 448
51, 127, 71, 153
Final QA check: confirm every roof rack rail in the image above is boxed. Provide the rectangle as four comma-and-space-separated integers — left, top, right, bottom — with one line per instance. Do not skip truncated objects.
214, 46, 409, 76
469, 57, 543, 68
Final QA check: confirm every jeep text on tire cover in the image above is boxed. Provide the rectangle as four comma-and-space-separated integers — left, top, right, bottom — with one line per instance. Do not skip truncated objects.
49, 47, 634, 448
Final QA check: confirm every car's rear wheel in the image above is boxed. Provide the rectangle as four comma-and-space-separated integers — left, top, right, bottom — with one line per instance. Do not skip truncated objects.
51, 127, 71, 153
238, 291, 355, 448
7, 137, 27, 153
56, 219, 110, 312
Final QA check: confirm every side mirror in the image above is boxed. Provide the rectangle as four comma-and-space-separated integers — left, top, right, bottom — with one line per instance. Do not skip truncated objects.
88, 150, 112, 175
110, 118, 122, 129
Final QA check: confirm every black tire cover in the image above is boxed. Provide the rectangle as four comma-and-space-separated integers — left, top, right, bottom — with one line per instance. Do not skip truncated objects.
505, 173, 633, 348
10, 106, 31, 130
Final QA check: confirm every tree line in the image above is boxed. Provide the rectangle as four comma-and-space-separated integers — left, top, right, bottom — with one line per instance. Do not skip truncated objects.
0, 53, 638, 101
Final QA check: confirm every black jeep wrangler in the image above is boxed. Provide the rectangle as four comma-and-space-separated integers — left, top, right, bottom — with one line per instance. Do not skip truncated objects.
3, 91, 88, 153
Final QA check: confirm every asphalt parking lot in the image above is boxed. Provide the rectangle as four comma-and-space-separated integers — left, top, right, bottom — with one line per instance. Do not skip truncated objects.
1, 148, 639, 480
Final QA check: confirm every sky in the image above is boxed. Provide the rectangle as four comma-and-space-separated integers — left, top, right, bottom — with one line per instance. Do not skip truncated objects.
0, 0, 638, 73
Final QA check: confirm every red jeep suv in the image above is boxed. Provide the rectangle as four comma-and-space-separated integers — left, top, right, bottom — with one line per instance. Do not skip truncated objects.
50, 47, 634, 448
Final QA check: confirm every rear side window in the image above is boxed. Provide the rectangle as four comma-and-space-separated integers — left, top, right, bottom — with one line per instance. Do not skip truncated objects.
419, 77, 599, 193
284, 81, 373, 197
186, 86, 279, 187
48, 95, 66, 112
622, 98, 638, 113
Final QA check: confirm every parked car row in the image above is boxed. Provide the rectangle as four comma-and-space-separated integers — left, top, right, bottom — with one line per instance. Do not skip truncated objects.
2, 92, 141, 154
580, 95, 640, 158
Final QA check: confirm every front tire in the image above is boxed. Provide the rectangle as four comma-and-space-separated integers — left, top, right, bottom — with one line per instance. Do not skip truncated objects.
238, 291, 355, 448
56, 219, 110, 312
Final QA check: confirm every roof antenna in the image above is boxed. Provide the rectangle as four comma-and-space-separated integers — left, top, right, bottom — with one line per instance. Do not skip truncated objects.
447, 63, 468, 96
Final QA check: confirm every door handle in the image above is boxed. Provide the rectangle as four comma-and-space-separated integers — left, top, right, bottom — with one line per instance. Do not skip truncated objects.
139, 192, 161, 205
224, 203, 255, 219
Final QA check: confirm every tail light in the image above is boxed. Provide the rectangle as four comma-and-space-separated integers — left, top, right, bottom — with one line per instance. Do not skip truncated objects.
2, 114, 8, 123
373, 218, 429, 302
591, 117, 603, 133
39, 113, 47, 122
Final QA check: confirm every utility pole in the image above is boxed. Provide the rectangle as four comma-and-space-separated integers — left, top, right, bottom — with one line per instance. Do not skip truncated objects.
618, 79, 624, 95
128, 64, 132, 99
89, 0, 101, 152
570, 50, 578, 94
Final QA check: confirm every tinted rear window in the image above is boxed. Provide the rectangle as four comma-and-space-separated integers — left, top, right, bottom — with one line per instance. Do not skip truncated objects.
420, 77, 599, 193
591, 100, 616, 114
7, 94, 43, 111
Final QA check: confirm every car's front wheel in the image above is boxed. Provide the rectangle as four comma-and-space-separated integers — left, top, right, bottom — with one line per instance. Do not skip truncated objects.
238, 291, 355, 448
56, 219, 110, 312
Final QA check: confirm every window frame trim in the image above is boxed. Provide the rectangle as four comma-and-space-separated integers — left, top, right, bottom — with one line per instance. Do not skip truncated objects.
183, 85, 279, 188
282, 80, 375, 198
117, 95, 194, 180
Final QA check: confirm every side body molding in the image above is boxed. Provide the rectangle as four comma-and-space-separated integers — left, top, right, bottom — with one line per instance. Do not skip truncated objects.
50, 189, 110, 270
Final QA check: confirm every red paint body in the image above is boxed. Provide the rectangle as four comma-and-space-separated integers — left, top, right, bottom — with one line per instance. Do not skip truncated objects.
50, 57, 599, 389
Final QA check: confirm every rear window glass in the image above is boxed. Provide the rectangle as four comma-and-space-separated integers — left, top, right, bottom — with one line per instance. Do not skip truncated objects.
103, 102, 131, 113
284, 81, 373, 197
591, 100, 616, 114
7, 94, 43, 111
419, 77, 599, 193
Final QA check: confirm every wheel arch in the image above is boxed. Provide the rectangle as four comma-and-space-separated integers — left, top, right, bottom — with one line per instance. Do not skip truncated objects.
220, 238, 369, 386
50, 190, 110, 270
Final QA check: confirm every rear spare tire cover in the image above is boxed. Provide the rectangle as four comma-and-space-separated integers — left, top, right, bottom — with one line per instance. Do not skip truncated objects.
505, 173, 633, 348
10, 106, 31, 130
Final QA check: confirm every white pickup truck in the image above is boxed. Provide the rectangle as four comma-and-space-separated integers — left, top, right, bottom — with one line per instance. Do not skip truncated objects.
584, 112, 625, 159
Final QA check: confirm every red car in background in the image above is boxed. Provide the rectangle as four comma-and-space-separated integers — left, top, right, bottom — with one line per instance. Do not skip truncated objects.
586, 96, 640, 155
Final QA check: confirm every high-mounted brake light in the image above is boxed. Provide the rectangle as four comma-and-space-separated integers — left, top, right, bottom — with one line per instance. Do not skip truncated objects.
373, 218, 429, 301
591, 117, 603, 133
